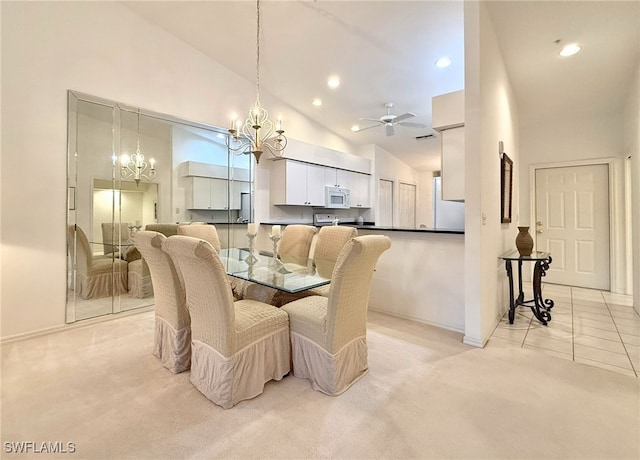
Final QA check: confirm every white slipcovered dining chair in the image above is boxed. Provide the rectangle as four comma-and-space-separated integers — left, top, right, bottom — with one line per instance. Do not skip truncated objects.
133, 231, 190, 373
162, 235, 290, 409
128, 257, 153, 298
278, 224, 317, 270
145, 223, 182, 237
306, 225, 358, 297
101, 222, 131, 257
177, 224, 221, 253
67, 225, 128, 300
282, 235, 391, 395
233, 224, 318, 305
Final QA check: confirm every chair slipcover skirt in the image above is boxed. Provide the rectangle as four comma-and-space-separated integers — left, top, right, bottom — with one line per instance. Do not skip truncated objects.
128, 259, 154, 298
289, 333, 368, 396
190, 325, 290, 409
154, 316, 191, 374
77, 258, 128, 300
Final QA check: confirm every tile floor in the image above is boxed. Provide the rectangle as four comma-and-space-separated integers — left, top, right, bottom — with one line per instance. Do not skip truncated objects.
488, 283, 640, 377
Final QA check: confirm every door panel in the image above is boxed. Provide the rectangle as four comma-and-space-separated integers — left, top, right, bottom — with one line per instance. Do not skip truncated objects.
378, 179, 393, 227
535, 164, 609, 289
398, 182, 416, 228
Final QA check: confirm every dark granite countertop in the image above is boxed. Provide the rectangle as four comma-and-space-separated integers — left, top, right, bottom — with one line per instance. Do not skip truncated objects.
259, 222, 464, 235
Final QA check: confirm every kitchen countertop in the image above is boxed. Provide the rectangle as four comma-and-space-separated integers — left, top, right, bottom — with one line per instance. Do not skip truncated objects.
259, 222, 464, 235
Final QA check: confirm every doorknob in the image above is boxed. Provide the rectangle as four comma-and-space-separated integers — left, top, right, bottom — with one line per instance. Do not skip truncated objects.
537, 229, 543, 234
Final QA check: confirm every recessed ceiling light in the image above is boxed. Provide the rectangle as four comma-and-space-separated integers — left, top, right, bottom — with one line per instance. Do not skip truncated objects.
312, 98, 322, 107
435, 57, 452, 68
327, 76, 340, 89
559, 43, 581, 57
351, 125, 360, 132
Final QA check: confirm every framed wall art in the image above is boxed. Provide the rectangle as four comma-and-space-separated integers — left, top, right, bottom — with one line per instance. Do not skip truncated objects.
500, 153, 513, 223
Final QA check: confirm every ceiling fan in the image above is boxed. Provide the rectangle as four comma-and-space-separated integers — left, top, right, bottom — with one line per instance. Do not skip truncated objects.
357, 103, 427, 136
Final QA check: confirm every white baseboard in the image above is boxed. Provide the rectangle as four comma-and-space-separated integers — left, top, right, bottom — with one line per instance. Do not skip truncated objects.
368, 306, 465, 334
462, 335, 487, 348
0, 306, 154, 344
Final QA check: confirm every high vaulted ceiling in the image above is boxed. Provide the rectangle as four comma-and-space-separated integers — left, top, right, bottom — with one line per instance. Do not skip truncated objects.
123, 1, 639, 171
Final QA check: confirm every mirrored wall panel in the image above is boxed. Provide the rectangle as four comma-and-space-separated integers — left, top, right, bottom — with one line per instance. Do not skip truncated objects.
67, 91, 254, 323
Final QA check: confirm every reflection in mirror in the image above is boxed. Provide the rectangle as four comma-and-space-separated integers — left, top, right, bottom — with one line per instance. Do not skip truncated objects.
67, 91, 254, 324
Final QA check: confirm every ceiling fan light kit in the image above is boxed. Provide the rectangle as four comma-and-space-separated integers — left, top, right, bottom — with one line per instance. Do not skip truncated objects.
356, 102, 427, 136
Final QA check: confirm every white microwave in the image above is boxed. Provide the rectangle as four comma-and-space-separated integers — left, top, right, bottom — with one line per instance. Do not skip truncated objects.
325, 186, 350, 209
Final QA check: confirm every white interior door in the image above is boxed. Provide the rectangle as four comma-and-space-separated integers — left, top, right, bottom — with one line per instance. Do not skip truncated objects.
399, 182, 416, 228
378, 179, 393, 227
535, 164, 610, 290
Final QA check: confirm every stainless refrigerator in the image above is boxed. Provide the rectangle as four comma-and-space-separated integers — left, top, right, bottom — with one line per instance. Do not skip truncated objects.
433, 177, 465, 230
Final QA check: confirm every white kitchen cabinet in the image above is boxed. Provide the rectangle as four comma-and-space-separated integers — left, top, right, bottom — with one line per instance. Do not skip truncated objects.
334, 170, 370, 208
325, 167, 351, 189
186, 176, 230, 210
323, 168, 371, 208
349, 171, 371, 208
230, 180, 251, 210
432, 89, 465, 202
432, 90, 464, 130
325, 167, 338, 187
271, 159, 326, 206
440, 127, 465, 202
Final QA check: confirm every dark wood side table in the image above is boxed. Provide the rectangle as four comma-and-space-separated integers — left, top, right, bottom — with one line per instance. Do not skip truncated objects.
499, 250, 555, 325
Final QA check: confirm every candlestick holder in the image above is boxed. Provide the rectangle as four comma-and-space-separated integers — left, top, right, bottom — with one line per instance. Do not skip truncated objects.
244, 233, 259, 265
269, 234, 287, 273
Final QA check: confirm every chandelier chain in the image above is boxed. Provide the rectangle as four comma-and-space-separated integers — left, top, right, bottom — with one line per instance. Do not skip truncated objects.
255, 0, 261, 104
226, 0, 287, 164
136, 109, 141, 153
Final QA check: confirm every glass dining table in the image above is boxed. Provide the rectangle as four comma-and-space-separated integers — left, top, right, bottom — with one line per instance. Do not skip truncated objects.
219, 248, 330, 294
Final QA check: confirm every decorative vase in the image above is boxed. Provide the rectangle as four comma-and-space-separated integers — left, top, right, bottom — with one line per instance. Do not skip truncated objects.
515, 226, 534, 256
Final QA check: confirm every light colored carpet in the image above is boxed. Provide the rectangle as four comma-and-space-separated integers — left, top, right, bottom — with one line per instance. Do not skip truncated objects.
1, 310, 638, 459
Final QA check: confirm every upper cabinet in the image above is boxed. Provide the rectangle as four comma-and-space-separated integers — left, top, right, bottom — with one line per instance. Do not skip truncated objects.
272, 159, 371, 208
271, 159, 326, 206
187, 177, 229, 210
182, 161, 251, 210
432, 89, 464, 130
440, 128, 465, 202
432, 90, 465, 202
336, 169, 371, 208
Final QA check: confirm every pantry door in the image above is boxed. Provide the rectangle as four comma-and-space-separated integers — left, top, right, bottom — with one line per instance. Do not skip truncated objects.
535, 164, 610, 290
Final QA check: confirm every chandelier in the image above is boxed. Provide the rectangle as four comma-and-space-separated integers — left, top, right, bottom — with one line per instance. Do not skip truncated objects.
120, 109, 157, 186
226, 0, 287, 164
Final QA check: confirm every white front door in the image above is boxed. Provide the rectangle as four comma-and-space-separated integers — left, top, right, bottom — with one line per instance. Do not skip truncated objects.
535, 164, 610, 290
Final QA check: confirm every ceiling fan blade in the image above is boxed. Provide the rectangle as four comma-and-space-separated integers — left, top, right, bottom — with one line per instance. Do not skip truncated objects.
356, 124, 380, 132
385, 124, 395, 136
392, 112, 416, 123
359, 117, 382, 123
397, 122, 428, 128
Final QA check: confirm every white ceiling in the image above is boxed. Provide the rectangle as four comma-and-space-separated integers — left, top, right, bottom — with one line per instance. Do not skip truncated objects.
122, 1, 639, 171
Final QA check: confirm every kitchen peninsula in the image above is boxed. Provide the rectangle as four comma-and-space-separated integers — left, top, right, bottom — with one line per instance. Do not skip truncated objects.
251, 221, 465, 333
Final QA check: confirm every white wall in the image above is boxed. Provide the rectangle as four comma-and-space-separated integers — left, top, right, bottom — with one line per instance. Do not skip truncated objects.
373, 145, 420, 227
516, 54, 630, 295
624, 64, 640, 311
463, 2, 520, 347
0, 2, 353, 339
366, 230, 465, 332
416, 170, 435, 229
519, 112, 625, 219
